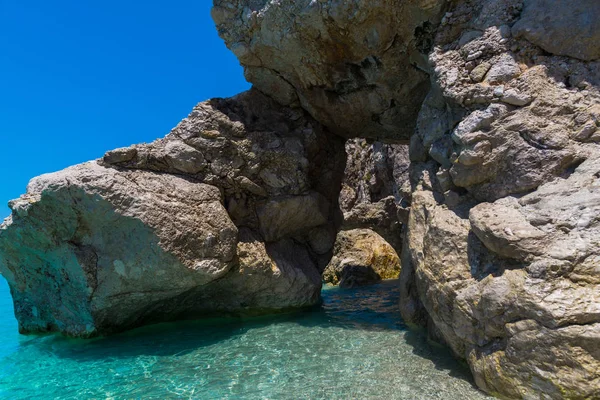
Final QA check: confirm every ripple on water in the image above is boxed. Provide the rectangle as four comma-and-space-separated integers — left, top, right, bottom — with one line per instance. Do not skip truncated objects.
0, 279, 491, 399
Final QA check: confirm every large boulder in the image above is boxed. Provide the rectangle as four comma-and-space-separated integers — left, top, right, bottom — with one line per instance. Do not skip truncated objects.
402, 158, 600, 399
0, 90, 346, 337
212, 0, 447, 141
323, 229, 400, 288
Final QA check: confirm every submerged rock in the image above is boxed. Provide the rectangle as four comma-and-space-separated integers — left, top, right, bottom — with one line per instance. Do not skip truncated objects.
323, 229, 400, 288
0, 90, 346, 337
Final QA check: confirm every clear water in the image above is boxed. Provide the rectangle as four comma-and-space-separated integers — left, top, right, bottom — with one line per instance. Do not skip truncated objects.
0, 277, 490, 399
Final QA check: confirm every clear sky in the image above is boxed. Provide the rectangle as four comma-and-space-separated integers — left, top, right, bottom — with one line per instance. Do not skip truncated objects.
0, 1, 250, 219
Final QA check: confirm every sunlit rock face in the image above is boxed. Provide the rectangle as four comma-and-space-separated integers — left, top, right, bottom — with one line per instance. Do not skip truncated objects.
212, 0, 447, 142
216, 0, 600, 398
0, 90, 346, 337
323, 228, 401, 288
1, 0, 599, 398
399, 1, 600, 398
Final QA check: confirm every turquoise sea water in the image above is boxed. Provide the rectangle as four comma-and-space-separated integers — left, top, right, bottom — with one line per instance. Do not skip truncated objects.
0, 278, 490, 399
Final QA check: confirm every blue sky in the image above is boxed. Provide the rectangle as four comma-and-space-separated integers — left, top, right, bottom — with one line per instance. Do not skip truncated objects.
0, 1, 250, 219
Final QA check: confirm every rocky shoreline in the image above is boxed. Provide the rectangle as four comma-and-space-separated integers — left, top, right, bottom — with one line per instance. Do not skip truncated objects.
1, 0, 599, 398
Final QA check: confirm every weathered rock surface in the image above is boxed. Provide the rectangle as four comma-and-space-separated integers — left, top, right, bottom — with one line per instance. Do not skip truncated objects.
340, 139, 410, 251
512, 0, 600, 62
214, 0, 600, 398
325, 139, 408, 288
1, 0, 599, 398
402, 159, 600, 399
0, 89, 346, 336
398, 1, 600, 398
212, 0, 447, 141
323, 229, 400, 288
340, 140, 410, 211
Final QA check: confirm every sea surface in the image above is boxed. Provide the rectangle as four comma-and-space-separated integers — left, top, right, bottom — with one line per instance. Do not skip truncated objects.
0, 278, 490, 399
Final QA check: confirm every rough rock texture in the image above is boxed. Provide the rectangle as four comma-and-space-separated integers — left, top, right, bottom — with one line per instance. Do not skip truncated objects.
398, 1, 600, 398
340, 139, 410, 251
0, 89, 346, 336
1, 0, 599, 398
215, 0, 600, 398
340, 140, 410, 211
323, 140, 408, 288
512, 0, 600, 62
323, 229, 400, 288
212, 0, 447, 141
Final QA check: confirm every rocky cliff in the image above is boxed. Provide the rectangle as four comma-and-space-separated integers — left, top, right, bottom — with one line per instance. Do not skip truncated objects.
1, 0, 599, 398
214, 0, 600, 398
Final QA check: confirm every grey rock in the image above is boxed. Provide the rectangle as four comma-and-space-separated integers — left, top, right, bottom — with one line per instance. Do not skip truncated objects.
343, 196, 405, 252
485, 54, 521, 83
103, 147, 137, 164
512, 0, 600, 61
500, 89, 533, 106
212, 0, 447, 141
163, 141, 206, 174
339, 139, 409, 254
0, 90, 346, 337
257, 193, 330, 243
340, 139, 410, 212
399, 1, 600, 398
1, 163, 237, 337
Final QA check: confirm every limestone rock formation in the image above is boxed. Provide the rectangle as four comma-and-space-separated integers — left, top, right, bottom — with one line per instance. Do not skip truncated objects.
212, 0, 447, 141
323, 229, 400, 288
512, 0, 600, 61
324, 139, 407, 289
398, 1, 600, 398
340, 139, 410, 251
0, 89, 346, 336
1, 0, 599, 398
218, 1, 600, 398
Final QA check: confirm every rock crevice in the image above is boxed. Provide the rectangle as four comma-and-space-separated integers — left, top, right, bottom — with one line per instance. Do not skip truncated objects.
0, 1, 599, 399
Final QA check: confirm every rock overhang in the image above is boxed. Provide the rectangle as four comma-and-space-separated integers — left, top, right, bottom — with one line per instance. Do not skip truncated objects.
212, 0, 449, 142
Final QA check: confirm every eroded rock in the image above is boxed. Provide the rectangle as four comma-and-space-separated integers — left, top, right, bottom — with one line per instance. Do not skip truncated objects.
323, 229, 400, 288
0, 90, 346, 336
212, 0, 447, 141
512, 0, 600, 61
0, 164, 237, 336
399, 1, 600, 398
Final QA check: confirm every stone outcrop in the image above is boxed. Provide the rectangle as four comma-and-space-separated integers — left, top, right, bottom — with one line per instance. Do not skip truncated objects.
217, 1, 600, 398
398, 1, 600, 399
340, 139, 410, 251
212, 0, 447, 141
0, 89, 346, 336
0, 0, 599, 398
512, 0, 600, 62
323, 229, 401, 288
323, 139, 407, 288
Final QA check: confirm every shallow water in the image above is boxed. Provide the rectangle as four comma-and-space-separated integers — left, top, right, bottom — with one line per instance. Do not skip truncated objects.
0, 278, 490, 399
